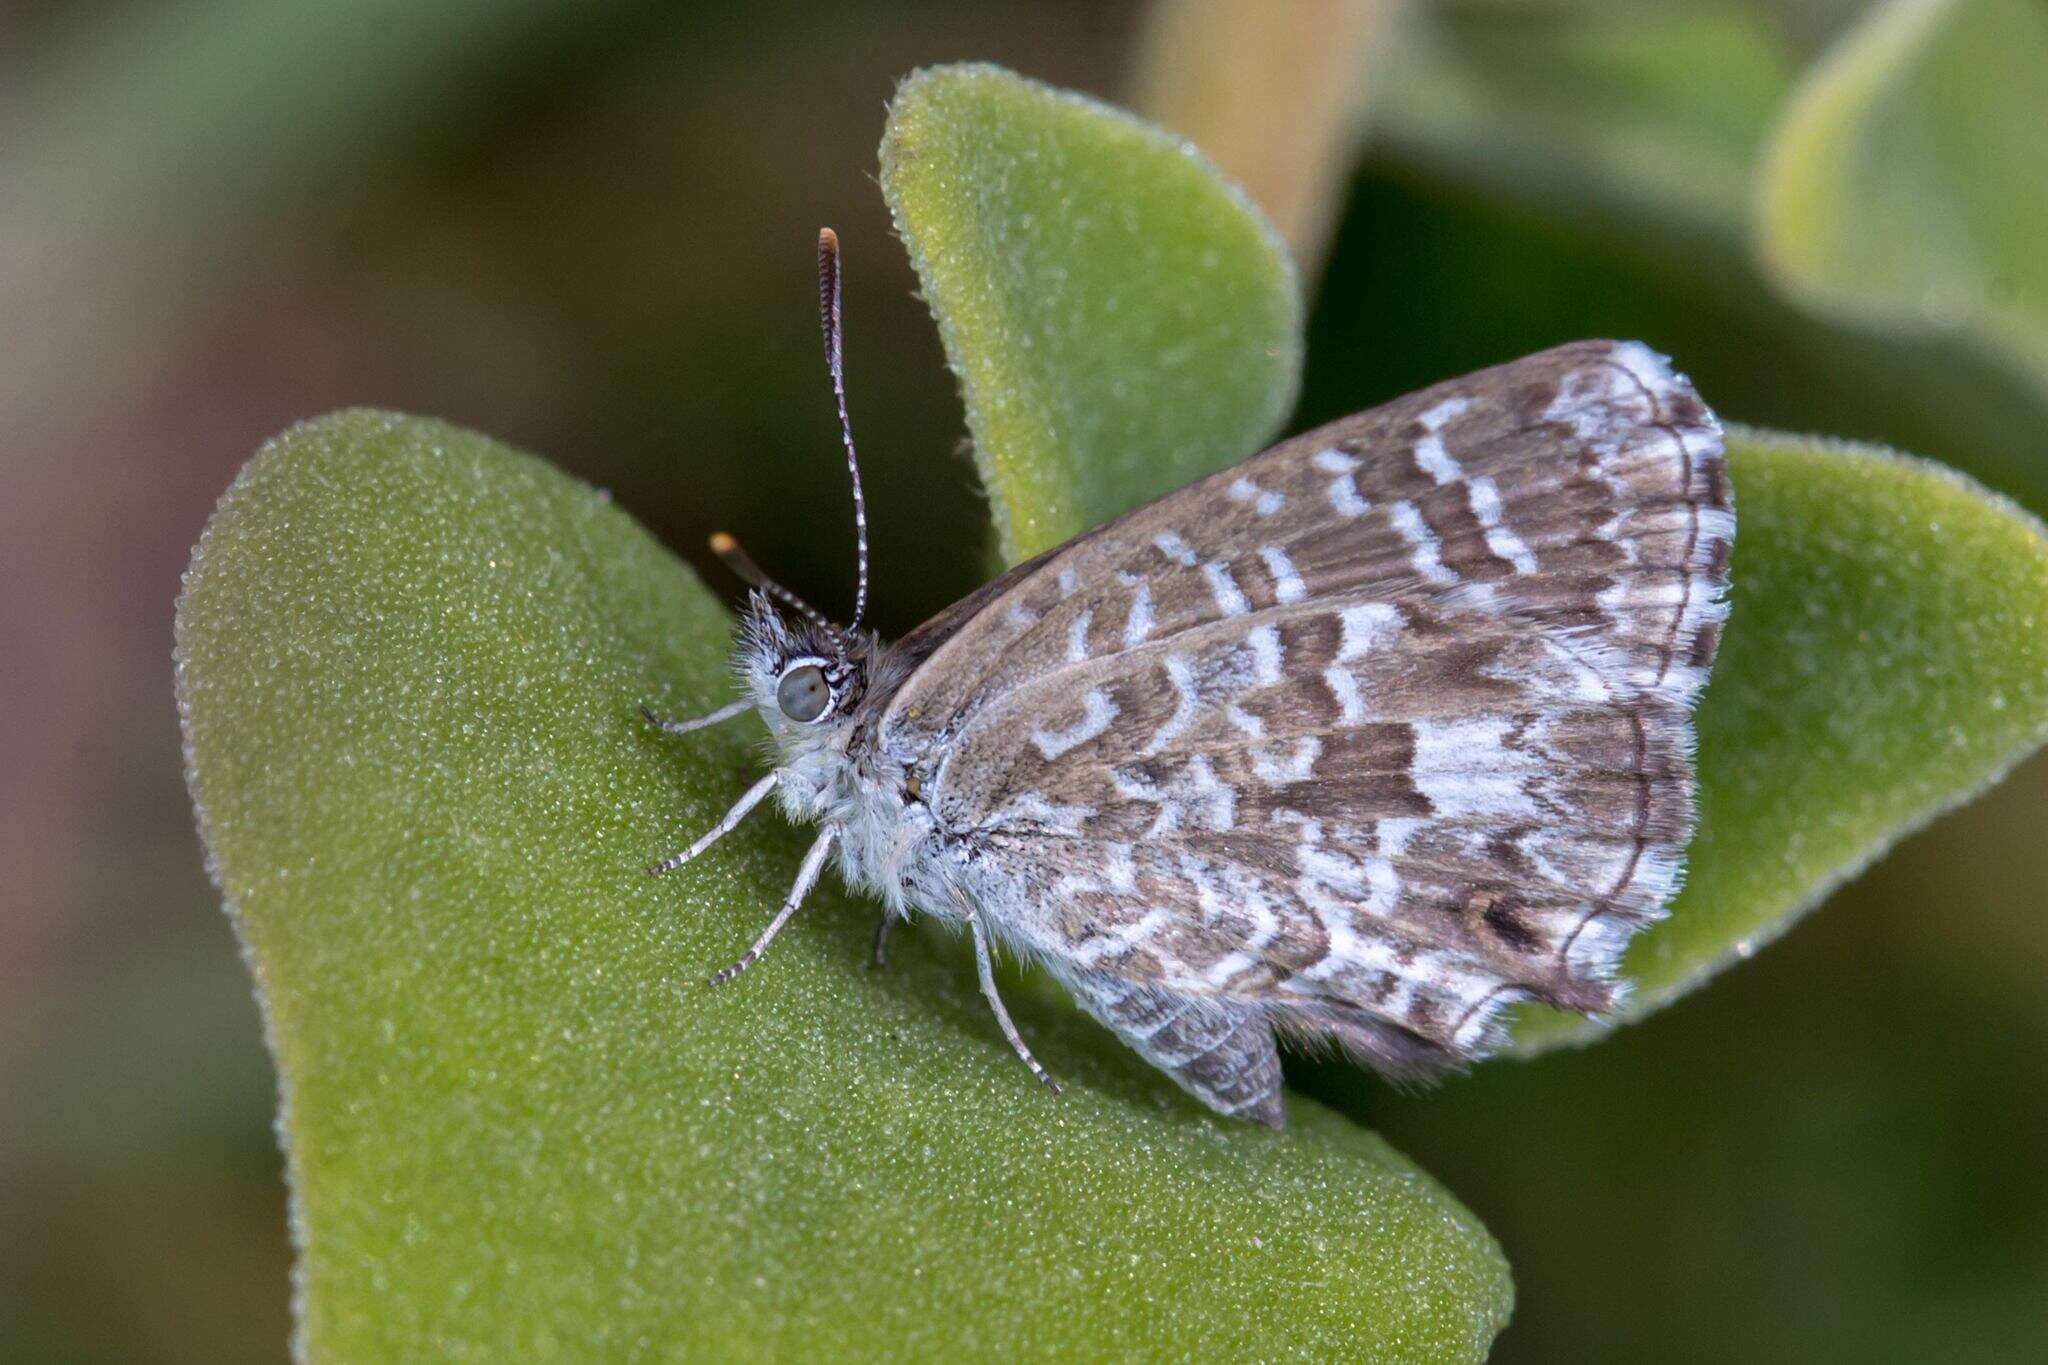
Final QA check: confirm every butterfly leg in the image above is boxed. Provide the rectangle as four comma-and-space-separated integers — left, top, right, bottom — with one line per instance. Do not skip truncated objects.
647, 770, 779, 875
640, 698, 751, 736
969, 915, 1062, 1095
868, 913, 895, 969
707, 825, 837, 986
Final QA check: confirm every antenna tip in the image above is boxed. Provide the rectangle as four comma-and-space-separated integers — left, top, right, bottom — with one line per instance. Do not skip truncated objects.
819, 226, 838, 251
708, 531, 738, 555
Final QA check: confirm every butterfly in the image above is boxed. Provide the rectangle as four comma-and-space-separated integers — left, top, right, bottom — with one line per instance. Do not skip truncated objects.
646, 228, 1733, 1128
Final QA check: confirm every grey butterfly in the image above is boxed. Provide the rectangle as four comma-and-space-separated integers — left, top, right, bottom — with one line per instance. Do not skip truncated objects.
647, 228, 1734, 1129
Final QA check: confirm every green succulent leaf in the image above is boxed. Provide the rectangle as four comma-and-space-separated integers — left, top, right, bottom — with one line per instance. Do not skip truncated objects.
176, 412, 1513, 1361
174, 55, 2048, 1360
880, 63, 1301, 563
1516, 426, 2048, 1047
1756, 0, 2048, 395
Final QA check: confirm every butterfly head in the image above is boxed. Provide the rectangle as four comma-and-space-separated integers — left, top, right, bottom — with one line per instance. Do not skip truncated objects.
735, 589, 872, 752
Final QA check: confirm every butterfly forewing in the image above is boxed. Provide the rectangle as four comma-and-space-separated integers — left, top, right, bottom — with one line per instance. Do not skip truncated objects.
872, 342, 1731, 1119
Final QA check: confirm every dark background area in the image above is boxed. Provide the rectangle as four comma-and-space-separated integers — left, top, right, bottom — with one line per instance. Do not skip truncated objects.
3, 2, 2043, 1360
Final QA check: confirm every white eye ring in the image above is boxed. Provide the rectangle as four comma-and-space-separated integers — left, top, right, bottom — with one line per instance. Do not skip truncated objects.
775, 658, 835, 724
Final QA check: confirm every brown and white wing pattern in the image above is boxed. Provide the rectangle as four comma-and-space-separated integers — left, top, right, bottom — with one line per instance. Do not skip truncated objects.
878, 341, 1732, 1123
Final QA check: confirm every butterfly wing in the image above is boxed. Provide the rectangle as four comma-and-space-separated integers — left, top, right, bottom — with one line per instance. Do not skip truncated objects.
1059, 979, 1286, 1127
877, 340, 1732, 1117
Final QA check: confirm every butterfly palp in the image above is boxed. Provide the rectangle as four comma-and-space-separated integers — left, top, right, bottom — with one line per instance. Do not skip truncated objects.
708, 531, 832, 630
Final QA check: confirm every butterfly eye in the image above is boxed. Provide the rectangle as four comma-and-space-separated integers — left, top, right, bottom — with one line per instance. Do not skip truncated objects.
775, 663, 832, 723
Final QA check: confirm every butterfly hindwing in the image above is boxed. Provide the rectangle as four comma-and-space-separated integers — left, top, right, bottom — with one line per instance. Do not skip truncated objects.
874, 340, 1731, 1105
1058, 971, 1285, 1127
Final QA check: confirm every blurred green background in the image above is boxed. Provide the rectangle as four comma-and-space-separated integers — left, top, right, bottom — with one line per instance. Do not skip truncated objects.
4, 1, 2044, 1360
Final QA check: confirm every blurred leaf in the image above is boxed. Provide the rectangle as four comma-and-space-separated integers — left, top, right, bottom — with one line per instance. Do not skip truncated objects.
18, 0, 636, 227
5, 0, 671, 434
1128, 0, 1391, 278
1300, 161, 2048, 524
1344, 2, 2048, 526
1372, 1, 1805, 235
175, 412, 1512, 1360
880, 63, 1301, 563
1755, 0, 2048, 395
1518, 427, 2048, 1046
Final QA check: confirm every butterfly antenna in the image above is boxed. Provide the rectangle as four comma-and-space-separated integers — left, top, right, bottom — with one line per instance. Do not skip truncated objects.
817, 227, 869, 632
708, 531, 832, 630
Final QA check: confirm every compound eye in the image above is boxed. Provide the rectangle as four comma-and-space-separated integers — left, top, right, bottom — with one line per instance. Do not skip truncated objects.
775, 663, 832, 723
